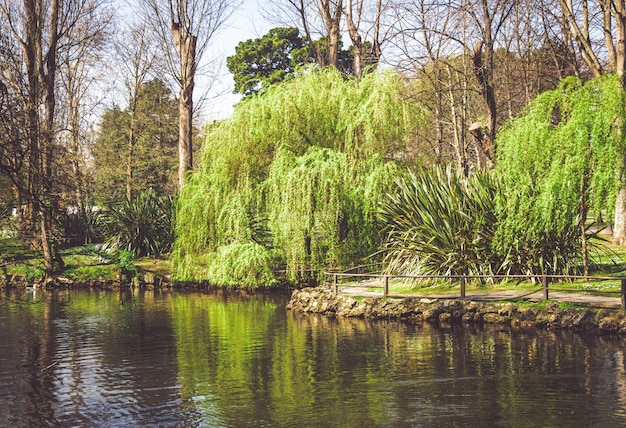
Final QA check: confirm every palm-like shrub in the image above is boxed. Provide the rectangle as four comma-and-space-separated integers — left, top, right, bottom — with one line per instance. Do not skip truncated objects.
105, 190, 174, 257
56, 205, 105, 245
379, 166, 500, 276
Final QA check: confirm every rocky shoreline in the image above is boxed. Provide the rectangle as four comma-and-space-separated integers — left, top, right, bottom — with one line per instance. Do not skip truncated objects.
0, 272, 168, 289
286, 287, 626, 335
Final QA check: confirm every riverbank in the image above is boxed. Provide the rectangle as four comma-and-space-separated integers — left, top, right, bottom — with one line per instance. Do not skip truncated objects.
287, 287, 626, 335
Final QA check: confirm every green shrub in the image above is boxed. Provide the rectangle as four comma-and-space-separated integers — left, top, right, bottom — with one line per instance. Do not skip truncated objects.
379, 166, 500, 276
105, 190, 175, 257
205, 242, 278, 288
55, 205, 105, 245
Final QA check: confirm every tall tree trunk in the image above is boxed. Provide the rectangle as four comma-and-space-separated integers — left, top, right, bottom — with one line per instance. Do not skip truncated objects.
41, 0, 63, 276
610, 1, 626, 243
22, 0, 41, 237
126, 113, 135, 202
580, 167, 590, 277
320, 0, 343, 68
371, 0, 383, 65
345, 0, 363, 79
470, 41, 495, 167
171, 20, 196, 189
178, 79, 194, 188
615, 0, 626, 85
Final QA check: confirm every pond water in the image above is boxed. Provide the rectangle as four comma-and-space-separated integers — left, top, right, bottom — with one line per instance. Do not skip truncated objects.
0, 288, 625, 427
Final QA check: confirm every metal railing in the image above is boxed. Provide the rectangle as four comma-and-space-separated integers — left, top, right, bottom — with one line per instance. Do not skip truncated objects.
324, 271, 626, 310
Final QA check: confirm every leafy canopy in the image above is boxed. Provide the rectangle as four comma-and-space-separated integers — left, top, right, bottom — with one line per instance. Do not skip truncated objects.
226, 27, 358, 97
494, 74, 626, 274
226, 27, 312, 96
91, 78, 178, 206
172, 69, 424, 285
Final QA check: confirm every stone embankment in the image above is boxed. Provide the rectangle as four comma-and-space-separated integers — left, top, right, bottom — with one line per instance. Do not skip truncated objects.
286, 287, 626, 335
0, 272, 168, 289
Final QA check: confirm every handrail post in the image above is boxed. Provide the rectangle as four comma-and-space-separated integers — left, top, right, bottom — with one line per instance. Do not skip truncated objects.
333, 273, 338, 295
383, 275, 389, 298
542, 275, 549, 301
460, 275, 466, 298
621, 278, 626, 311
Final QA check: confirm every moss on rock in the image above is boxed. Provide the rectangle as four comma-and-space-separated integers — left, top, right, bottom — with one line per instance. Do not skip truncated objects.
287, 287, 626, 335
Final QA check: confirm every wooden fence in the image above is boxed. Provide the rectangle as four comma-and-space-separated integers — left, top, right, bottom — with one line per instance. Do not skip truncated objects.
324, 270, 626, 310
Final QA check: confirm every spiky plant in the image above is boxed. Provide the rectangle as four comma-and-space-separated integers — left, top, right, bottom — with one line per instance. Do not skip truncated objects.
379, 166, 500, 276
105, 190, 175, 257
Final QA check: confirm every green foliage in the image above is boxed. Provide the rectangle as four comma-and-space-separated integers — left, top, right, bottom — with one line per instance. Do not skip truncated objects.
495, 74, 626, 275
205, 242, 278, 287
379, 166, 500, 276
105, 189, 175, 257
173, 69, 422, 285
266, 147, 398, 281
117, 249, 138, 278
55, 205, 105, 245
227, 27, 312, 96
91, 78, 178, 206
226, 27, 360, 97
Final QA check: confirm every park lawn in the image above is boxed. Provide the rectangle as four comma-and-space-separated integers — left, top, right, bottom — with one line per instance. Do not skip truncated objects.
1, 235, 626, 293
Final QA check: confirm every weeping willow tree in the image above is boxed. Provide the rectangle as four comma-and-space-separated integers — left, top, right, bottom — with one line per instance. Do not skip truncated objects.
172, 69, 423, 285
495, 75, 626, 276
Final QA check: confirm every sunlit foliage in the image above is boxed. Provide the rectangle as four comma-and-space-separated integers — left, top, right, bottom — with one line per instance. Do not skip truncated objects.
379, 166, 500, 276
494, 75, 626, 274
172, 69, 423, 285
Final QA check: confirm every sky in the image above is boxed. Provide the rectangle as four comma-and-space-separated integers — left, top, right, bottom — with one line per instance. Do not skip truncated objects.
202, 0, 272, 121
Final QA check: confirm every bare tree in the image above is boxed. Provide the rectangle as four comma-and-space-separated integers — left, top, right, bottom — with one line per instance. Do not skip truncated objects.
138, 0, 240, 188
344, 0, 389, 78
113, 21, 160, 202
0, 0, 111, 277
58, 2, 112, 214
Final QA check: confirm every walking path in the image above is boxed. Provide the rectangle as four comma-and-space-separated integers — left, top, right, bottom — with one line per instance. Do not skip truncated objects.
338, 286, 623, 309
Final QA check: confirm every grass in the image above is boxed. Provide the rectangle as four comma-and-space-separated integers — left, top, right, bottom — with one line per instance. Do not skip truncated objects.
1, 233, 173, 283
331, 237, 626, 300
0, 239, 120, 282
509, 299, 588, 311
1, 231, 626, 295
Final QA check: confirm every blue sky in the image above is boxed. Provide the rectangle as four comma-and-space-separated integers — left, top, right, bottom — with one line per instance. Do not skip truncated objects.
206, 0, 272, 120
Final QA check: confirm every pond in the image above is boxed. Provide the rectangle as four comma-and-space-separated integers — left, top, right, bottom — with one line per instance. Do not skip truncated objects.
0, 288, 625, 427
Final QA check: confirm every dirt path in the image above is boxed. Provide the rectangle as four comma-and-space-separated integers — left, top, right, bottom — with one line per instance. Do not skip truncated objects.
338, 286, 623, 309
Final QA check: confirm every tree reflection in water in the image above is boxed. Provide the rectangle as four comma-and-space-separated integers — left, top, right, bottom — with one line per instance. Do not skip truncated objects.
0, 289, 625, 427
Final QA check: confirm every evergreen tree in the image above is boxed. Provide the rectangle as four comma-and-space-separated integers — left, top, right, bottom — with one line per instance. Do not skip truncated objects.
92, 79, 179, 206
227, 27, 356, 97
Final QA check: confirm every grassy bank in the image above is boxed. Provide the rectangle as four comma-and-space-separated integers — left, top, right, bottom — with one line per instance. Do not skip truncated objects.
0, 237, 170, 283
2, 235, 626, 299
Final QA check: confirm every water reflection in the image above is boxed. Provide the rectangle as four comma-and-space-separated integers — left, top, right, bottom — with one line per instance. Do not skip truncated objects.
0, 289, 625, 427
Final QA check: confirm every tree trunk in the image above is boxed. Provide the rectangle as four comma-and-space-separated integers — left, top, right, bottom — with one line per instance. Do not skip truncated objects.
613, 186, 626, 244
126, 113, 135, 202
470, 41, 495, 167
345, 0, 363, 79
371, 0, 383, 66
178, 81, 194, 188
172, 22, 196, 189
559, 0, 604, 77
320, 0, 343, 68
41, 0, 63, 276
612, 2, 626, 242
